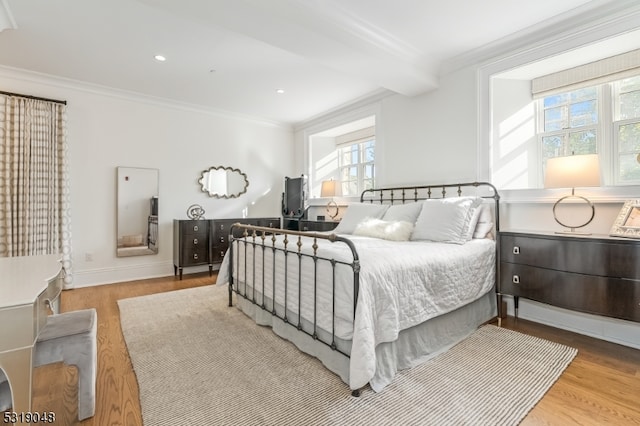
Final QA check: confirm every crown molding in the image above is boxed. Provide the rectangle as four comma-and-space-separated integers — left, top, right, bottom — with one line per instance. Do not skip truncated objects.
293, 88, 392, 132
0, 65, 291, 129
441, 0, 640, 76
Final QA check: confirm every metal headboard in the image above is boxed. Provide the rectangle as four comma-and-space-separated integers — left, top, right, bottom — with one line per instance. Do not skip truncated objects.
359, 181, 500, 233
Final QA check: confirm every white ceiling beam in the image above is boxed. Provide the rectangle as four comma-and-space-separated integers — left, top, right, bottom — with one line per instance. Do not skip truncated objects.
138, 0, 439, 96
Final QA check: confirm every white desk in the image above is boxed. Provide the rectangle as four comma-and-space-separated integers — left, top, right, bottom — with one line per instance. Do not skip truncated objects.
0, 255, 62, 413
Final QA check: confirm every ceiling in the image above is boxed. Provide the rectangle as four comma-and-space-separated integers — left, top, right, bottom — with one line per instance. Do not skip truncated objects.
0, 0, 625, 125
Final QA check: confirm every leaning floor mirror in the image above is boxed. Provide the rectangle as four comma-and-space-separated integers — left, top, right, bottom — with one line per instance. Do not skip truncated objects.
116, 167, 159, 257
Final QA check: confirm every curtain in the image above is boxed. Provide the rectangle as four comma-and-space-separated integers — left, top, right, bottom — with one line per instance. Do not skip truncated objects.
0, 94, 74, 288
532, 48, 640, 98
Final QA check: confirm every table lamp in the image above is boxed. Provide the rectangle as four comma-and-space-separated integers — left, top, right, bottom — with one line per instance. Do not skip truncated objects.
321, 180, 340, 220
544, 153, 601, 234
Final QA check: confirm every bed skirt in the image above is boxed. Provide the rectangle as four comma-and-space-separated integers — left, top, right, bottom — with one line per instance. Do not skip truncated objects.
233, 288, 496, 392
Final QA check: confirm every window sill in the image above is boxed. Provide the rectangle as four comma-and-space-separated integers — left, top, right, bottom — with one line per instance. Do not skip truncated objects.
499, 186, 640, 203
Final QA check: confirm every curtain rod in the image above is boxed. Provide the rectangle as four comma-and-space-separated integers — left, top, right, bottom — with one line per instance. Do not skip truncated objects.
0, 90, 67, 105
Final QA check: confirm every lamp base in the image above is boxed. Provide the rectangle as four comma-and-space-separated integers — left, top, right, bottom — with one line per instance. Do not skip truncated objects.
554, 230, 592, 236
552, 192, 595, 233
326, 200, 339, 220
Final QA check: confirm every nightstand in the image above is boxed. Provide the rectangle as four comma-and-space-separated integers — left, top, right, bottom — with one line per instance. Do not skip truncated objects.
298, 220, 339, 232
498, 230, 640, 323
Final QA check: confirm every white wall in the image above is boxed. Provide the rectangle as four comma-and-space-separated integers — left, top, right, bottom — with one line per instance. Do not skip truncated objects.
378, 66, 479, 187
491, 78, 538, 189
0, 67, 294, 287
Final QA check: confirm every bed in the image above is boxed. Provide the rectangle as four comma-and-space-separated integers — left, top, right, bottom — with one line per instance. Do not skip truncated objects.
216, 181, 500, 395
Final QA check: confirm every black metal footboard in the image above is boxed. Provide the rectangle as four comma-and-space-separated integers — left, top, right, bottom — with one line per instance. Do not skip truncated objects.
227, 225, 360, 357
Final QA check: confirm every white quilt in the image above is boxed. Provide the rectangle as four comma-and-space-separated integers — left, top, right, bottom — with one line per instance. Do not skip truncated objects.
216, 234, 496, 390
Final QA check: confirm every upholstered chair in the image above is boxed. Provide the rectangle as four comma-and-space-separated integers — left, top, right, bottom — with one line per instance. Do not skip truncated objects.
0, 308, 97, 420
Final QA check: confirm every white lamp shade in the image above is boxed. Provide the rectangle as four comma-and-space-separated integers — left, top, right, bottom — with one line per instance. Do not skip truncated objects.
544, 154, 601, 189
321, 180, 340, 197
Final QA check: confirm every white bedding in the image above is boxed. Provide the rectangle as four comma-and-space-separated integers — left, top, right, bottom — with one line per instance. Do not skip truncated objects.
216, 233, 496, 390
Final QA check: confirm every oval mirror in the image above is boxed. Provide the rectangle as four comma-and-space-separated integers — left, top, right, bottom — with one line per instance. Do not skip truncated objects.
198, 166, 249, 198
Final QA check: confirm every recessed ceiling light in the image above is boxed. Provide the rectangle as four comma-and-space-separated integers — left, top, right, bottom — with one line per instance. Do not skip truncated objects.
276, 88, 285, 94
154, 55, 166, 62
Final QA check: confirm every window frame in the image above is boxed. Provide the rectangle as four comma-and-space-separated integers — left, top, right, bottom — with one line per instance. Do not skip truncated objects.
337, 136, 376, 197
533, 76, 640, 188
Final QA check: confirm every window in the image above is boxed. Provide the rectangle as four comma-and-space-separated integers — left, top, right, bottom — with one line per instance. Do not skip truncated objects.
536, 74, 640, 185
338, 137, 375, 196
539, 87, 598, 160
308, 115, 376, 198
613, 76, 640, 183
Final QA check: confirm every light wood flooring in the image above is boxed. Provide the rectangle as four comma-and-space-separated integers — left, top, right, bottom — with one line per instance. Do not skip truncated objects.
24, 273, 640, 425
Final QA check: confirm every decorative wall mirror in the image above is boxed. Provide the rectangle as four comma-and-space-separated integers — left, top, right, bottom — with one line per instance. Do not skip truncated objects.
199, 166, 249, 198
116, 167, 159, 257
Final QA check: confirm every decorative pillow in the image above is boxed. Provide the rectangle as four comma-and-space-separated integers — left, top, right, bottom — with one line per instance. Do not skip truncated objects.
353, 218, 414, 241
333, 203, 389, 234
464, 202, 483, 240
473, 204, 494, 239
382, 202, 423, 224
411, 197, 482, 244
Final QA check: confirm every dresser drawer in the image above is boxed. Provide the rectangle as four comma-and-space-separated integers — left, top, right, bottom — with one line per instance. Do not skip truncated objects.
500, 262, 640, 322
180, 220, 209, 236
500, 233, 640, 279
180, 245, 209, 265
211, 246, 228, 263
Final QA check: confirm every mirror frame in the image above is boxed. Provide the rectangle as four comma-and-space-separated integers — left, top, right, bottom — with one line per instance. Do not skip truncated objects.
198, 165, 249, 198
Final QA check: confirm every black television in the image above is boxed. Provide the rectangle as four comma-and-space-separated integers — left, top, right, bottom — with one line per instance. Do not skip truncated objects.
283, 176, 305, 217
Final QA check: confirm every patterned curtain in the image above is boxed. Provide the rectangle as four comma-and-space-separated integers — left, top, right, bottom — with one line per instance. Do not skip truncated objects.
0, 94, 74, 288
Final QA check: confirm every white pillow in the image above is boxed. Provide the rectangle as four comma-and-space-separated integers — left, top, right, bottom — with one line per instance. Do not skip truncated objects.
382, 202, 423, 224
411, 197, 482, 244
353, 218, 414, 241
473, 204, 494, 239
464, 202, 483, 240
333, 203, 389, 234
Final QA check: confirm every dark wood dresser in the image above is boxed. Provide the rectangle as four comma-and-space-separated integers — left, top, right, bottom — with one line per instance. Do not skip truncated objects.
498, 231, 640, 323
174, 217, 280, 279
210, 217, 280, 265
298, 220, 339, 232
173, 219, 212, 279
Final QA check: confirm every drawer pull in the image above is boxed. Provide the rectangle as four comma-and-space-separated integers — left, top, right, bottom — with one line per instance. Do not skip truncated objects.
220, 237, 225, 243
512, 275, 520, 284
193, 253, 199, 260
513, 246, 520, 255
219, 224, 225, 230
193, 225, 199, 232
193, 238, 198, 245
220, 251, 225, 257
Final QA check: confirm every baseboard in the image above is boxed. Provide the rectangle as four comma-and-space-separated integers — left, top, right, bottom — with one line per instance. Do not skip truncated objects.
503, 296, 640, 350
70, 260, 176, 288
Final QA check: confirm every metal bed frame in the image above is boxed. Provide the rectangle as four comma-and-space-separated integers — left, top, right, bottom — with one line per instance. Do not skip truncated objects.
227, 181, 500, 395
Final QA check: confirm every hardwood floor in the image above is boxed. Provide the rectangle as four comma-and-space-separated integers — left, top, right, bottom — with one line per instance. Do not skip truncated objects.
29, 274, 640, 425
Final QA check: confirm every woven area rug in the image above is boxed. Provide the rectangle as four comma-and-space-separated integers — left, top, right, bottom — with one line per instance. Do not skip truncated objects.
118, 285, 577, 426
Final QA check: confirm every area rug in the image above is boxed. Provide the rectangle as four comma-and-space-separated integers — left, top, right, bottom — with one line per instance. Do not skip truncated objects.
118, 285, 577, 426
